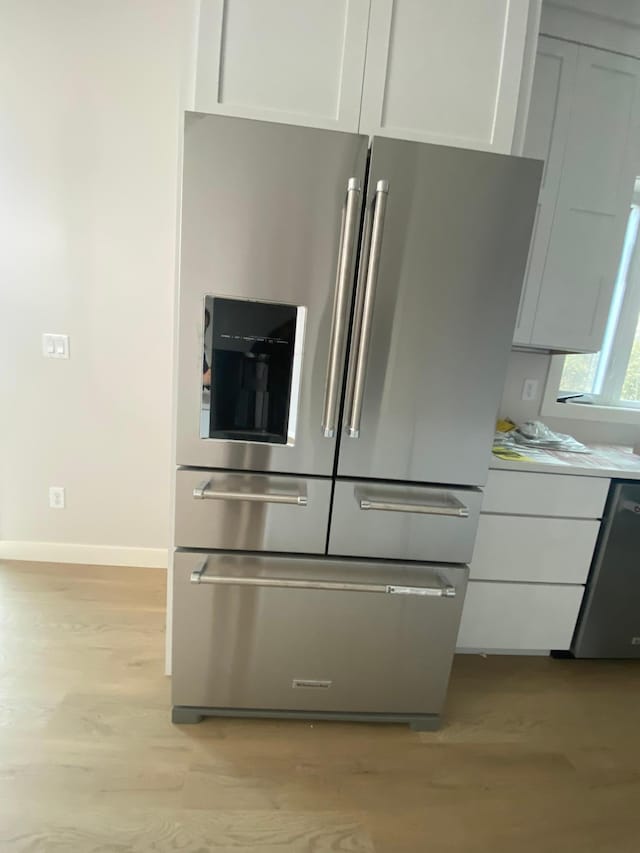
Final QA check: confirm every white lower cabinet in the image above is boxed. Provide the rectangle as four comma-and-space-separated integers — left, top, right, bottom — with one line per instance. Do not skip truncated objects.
457, 581, 584, 652
459, 471, 610, 653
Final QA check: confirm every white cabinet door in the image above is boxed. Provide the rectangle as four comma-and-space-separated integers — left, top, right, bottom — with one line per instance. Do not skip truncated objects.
457, 581, 584, 651
470, 515, 600, 584
359, 0, 530, 152
194, 0, 370, 131
482, 470, 609, 519
530, 46, 640, 352
513, 37, 578, 345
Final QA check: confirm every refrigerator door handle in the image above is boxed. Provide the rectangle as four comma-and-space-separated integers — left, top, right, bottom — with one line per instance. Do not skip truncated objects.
190, 562, 456, 597
193, 480, 307, 506
321, 178, 362, 439
345, 180, 389, 438
359, 495, 470, 518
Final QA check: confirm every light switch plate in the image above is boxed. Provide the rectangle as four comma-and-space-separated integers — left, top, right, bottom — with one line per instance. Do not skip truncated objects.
42, 333, 70, 359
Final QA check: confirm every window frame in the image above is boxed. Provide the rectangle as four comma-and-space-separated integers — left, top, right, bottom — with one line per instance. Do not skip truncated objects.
541, 358, 640, 425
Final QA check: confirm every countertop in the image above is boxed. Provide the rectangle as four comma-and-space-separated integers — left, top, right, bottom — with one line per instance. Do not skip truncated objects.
490, 444, 640, 480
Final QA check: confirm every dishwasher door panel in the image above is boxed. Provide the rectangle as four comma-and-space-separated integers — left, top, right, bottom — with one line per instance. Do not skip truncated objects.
172, 552, 468, 716
572, 481, 640, 658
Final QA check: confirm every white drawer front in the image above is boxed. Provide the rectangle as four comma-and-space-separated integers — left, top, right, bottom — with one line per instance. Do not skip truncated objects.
457, 581, 584, 651
329, 480, 482, 563
483, 470, 609, 518
470, 515, 599, 584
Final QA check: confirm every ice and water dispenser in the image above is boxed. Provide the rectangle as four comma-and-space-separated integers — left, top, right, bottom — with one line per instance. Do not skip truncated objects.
200, 296, 303, 444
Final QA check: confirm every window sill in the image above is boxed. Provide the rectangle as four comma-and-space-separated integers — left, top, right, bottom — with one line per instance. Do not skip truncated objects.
541, 356, 640, 425
541, 398, 640, 425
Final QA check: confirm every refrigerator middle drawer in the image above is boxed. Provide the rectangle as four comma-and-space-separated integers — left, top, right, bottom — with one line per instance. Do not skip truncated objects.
175, 470, 331, 554
329, 480, 482, 563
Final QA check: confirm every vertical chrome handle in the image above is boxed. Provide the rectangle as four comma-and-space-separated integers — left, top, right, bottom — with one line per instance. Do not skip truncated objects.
345, 180, 389, 438
321, 178, 362, 439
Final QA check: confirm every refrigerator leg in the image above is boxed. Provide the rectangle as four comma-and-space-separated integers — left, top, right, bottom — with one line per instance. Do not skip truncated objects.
409, 715, 441, 732
172, 706, 204, 725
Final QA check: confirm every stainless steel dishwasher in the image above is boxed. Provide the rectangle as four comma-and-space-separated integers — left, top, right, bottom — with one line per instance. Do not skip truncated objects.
572, 480, 640, 658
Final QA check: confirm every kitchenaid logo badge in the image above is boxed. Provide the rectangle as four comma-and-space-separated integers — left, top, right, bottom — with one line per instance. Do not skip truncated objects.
292, 679, 332, 689
631, 637, 640, 646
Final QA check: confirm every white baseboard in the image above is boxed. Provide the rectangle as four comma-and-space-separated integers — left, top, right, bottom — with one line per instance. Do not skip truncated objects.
0, 540, 168, 568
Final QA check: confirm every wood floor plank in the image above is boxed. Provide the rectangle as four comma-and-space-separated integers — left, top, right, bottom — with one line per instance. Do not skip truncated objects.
0, 806, 374, 853
1, 560, 640, 852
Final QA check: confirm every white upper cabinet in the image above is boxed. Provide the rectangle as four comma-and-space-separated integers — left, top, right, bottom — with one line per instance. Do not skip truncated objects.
194, 0, 534, 149
515, 41, 640, 352
359, 0, 530, 152
514, 37, 578, 345
194, 0, 371, 131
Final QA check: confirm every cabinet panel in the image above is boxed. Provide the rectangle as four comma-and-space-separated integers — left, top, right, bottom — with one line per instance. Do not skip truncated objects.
530, 46, 640, 352
195, 0, 370, 131
457, 581, 584, 651
360, 0, 530, 152
483, 470, 609, 519
514, 38, 577, 345
470, 515, 599, 584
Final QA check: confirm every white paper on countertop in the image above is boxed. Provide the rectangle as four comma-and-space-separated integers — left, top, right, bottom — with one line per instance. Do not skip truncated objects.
491, 444, 640, 477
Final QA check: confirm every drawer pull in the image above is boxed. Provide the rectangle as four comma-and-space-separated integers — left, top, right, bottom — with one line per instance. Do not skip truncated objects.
190, 561, 455, 597
359, 496, 469, 518
193, 480, 307, 506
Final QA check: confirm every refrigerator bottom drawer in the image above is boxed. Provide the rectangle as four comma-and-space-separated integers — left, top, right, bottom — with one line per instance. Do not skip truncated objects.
172, 551, 468, 719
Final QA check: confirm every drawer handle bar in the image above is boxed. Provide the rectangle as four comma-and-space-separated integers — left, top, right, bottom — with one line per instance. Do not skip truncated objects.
190, 562, 455, 597
359, 497, 469, 517
193, 481, 307, 506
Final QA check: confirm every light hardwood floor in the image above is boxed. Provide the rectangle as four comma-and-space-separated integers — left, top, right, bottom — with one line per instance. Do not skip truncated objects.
1, 561, 639, 852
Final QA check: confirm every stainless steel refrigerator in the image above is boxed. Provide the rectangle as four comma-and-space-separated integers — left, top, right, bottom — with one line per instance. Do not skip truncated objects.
172, 113, 541, 730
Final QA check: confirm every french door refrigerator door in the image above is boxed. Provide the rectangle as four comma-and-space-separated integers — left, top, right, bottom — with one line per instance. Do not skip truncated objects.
172, 552, 468, 724
177, 114, 368, 475
338, 138, 542, 486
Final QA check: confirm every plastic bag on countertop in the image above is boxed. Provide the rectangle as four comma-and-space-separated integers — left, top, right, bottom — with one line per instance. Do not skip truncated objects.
512, 420, 589, 452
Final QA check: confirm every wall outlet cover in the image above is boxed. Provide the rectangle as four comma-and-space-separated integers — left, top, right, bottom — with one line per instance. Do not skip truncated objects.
49, 486, 65, 509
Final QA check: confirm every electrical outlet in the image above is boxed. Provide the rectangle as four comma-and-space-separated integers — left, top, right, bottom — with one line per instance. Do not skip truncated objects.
49, 486, 65, 509
521, 378, 539, 402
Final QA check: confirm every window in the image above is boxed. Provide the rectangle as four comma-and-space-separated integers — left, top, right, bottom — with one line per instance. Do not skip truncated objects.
558, 194, 640, 409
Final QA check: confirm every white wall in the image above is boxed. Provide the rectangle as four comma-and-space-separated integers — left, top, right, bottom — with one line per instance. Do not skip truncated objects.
0, 0, 196, 566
